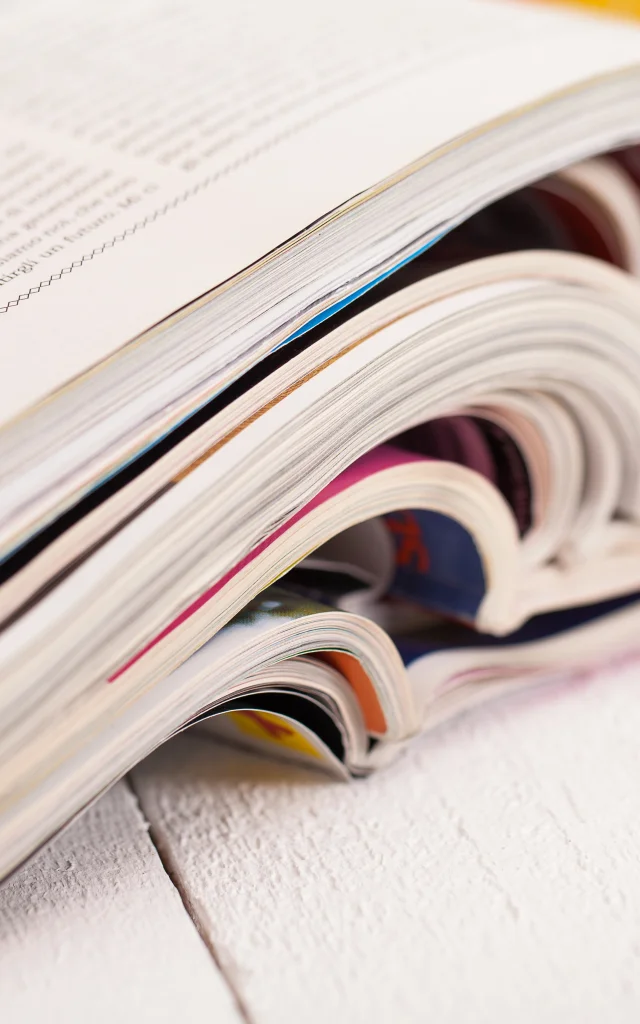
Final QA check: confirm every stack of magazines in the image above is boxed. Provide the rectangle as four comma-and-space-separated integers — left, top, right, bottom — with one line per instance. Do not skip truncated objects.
4, 0, 640, 880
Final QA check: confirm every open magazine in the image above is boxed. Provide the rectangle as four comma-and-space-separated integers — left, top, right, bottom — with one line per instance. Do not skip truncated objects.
4, 0, 640, 880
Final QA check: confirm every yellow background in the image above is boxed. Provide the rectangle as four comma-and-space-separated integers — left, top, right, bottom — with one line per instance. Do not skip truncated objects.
538, 0, 640, 16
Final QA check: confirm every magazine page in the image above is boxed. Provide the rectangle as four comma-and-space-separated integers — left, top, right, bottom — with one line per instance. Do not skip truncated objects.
2, 0, 640, 423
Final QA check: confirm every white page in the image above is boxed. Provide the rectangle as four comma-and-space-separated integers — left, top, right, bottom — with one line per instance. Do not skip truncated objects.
0, 276, 535, 671
2, 0, 640, 424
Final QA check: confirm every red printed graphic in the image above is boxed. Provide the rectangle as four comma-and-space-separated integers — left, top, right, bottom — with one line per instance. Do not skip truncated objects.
386, 511, 430, 573
235, 710, 295, 740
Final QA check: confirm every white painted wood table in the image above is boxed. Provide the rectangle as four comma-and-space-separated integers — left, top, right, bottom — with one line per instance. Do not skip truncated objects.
3, 662, 640, 1023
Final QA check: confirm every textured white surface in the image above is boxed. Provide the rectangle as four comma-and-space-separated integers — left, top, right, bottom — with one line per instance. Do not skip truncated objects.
3, 665, 640, 1023
132, 663, 640, 1024
0, 781, 241, 1024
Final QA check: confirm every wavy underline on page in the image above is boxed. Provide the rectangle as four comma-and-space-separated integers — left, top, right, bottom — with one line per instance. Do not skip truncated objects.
0, 62, 431, 316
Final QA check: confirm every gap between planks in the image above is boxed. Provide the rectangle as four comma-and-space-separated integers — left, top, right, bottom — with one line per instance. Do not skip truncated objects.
125, 774, 256, 1024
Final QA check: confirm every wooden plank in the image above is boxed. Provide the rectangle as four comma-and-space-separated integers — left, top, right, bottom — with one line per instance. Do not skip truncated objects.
132, 663, 640, 1024
0, 781, 243, 1024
